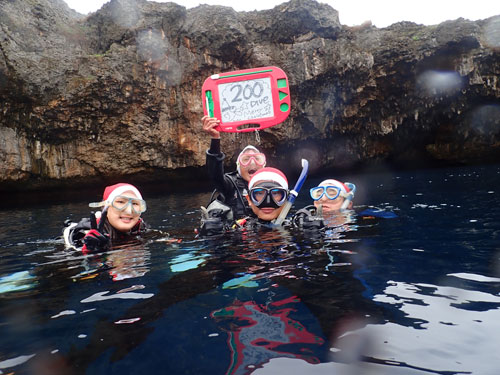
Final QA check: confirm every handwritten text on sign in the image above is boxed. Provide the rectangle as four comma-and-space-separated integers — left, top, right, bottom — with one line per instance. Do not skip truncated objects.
218, 77, 274, 123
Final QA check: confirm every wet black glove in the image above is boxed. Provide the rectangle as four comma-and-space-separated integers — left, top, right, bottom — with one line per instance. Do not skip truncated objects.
293, 208, 324, 230
83, 209, 110, 252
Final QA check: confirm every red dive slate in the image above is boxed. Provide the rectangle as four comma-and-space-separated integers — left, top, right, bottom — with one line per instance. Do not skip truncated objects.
202, 66, 291, 133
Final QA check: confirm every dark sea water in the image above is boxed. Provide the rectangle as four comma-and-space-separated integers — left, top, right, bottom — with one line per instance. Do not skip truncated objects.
1, 163, 499, 375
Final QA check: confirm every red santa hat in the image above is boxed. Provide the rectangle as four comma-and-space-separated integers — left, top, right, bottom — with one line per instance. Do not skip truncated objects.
248, 167, 288, 190
89, 183, 143, 209
102, 183, 143, 203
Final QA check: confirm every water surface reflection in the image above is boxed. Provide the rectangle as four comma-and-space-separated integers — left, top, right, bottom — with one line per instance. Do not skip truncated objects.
0, 164, 499, 375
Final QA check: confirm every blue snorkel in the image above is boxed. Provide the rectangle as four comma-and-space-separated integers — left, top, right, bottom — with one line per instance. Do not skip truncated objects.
274, 159, 309, 225
340, 182, 356, 211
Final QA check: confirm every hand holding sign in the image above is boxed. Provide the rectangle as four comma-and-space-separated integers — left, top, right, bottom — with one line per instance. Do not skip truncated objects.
201, 115, 221, 139
202, 66, 291, 133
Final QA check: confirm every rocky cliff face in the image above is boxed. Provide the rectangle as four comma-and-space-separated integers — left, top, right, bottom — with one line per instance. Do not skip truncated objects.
1, 0, 499, 192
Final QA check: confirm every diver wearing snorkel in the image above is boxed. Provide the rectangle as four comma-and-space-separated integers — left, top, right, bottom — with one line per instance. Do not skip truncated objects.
291, 179, 356, 230
202, 115, 267, 219
243, 167, 291, 229
196, 166, 294, 235
310, 179, 356, 213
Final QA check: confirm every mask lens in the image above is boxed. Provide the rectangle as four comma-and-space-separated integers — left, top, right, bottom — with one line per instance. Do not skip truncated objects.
250, 188, 267, 206
325, 186, 341, 200
270, 188, 287, 206
310, 187, 325, 200
250, 187, 287, 207
112, 196, 129, 210
253, 153, 266, 165
239, 153, 266, 166
131, 198, 147, 213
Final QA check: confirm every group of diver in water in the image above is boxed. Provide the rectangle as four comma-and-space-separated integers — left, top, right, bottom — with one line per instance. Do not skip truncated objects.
64, 115, 359, 252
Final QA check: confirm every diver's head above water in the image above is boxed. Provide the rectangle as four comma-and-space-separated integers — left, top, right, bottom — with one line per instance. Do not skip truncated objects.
246, 167, 289, 221
201, 116, 266, 183
90, 183, 147, 232
236, 145, 266, 182
310, 179, 354, 213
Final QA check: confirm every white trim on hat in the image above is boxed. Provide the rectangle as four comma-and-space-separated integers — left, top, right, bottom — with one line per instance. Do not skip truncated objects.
106, 184, 143, 204
249, 171, 288, 190
239, 145, 260, 155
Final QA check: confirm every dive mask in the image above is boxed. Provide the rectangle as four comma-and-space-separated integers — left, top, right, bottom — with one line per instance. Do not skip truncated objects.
310, 186, 346, 201
250, 182, 288, 208
90, 195, 147, 214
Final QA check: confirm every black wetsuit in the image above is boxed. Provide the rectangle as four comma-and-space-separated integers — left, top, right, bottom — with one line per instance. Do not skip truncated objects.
206, 139, 251, 219
65, 216, 148, 251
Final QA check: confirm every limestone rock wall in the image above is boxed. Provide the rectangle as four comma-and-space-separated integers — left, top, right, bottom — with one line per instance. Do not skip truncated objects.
1, 0, 499, 191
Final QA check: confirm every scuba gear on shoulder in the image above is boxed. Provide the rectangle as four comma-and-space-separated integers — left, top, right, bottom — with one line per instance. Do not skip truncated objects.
63, 217, 95, 249
209, 171, 250, 218
199, 199, 235, 236
63, 222, 80, 250
291, 205, 325, 230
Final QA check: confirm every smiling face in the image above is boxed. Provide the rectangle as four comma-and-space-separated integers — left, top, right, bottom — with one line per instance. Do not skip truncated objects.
238, 151, 266, 182
106, 190, 141, 232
